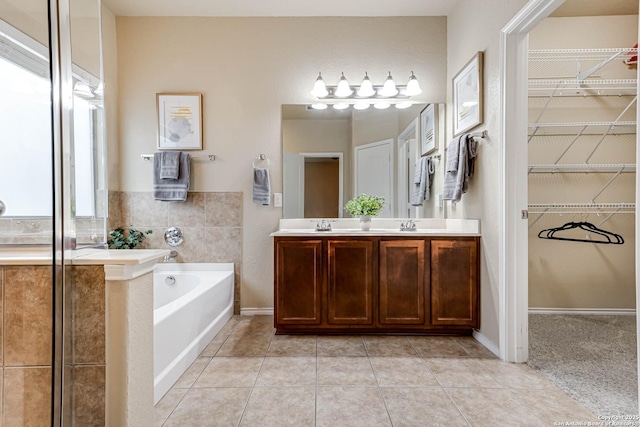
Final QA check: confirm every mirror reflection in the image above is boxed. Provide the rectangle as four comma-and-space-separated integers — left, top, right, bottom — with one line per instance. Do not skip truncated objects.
281, 104, 445, 219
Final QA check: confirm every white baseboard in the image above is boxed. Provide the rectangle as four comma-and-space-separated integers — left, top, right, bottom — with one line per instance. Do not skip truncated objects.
472, 330, 501, 358
240, 308, 274, 316
529, 307, 636, 316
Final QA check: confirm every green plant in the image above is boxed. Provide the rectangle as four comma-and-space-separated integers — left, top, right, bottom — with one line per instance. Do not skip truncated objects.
107, 227, 153, 249
344, 194, 386, 217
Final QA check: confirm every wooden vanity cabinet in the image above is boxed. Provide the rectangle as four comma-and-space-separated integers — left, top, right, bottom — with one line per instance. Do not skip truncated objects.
274, 236, 479, 334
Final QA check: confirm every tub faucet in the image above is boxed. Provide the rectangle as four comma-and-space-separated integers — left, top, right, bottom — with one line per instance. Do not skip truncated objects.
164, 250, 179, 263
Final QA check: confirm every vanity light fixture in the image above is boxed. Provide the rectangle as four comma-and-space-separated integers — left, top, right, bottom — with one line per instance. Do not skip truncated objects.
310, 103, 328, 110
334, 72, 353, 97
373, 101, 391, 109
395, 102, 413, 109
311, 72, 329, 98
353, 102, 370, 110
405, 71, 422, 96
356, 72, 376, 97
332, 102, 350, 110
379, 71, 398, 97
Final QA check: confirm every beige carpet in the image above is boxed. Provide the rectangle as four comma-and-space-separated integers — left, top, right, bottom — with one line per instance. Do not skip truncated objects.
528, 314, 638, 417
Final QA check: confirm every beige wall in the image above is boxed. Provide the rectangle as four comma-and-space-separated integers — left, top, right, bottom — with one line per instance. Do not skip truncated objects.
103, 4, 119, 191
115, 16, 447, 309
528, 15, 638, 310
447, 0, 529, 346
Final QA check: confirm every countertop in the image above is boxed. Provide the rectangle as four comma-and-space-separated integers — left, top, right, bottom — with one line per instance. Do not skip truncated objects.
270, 218, 481, 237
0, 247, 170, 266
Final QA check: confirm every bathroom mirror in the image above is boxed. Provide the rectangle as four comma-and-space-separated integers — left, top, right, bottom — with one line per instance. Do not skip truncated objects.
281, 104, 446, 219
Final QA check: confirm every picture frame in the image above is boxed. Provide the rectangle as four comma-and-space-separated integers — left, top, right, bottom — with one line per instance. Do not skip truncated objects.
157, 93, 203, 150
420, 103, 436, 156
452, 51, 484, 137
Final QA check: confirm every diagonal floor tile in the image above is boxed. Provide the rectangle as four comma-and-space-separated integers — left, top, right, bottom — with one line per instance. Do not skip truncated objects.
317, 336, 367, 356
239, 386, 315, 427
369, 357, 439, 386
424, 357, 501, 388
409, 336, 469, 357
154, 388, 187, 427
216, 333, 272, 357
381, 387, 469, 427
193, 357, 263, 388
316, 386, 391, 427
173, 357, 211, 389
266, 335, 317, 356
511, 388, 600, 424
255, 357, 316, 386
163, 388, 251, 427
364, 336, 417, 357
477, 359, 555, 389
454, 336, 498, 359
317, 357, 377, 386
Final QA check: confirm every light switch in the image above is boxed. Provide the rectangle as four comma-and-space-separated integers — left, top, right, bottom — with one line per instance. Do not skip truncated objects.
274, 193, 283, 207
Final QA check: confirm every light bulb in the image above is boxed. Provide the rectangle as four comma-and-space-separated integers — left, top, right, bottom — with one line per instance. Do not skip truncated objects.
310, 103, 328, 110
332, 103, 350, 110
379, 71, 398, 97
353, 102, 370, 110
311, 72, 328, 98
357, 72, 375, 97
405, 71, 422, 96
395, 102, 413, 109
334, 72, 353, 97
373, 101, 390, 109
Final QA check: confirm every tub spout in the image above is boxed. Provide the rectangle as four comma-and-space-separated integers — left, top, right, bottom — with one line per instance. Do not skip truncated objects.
163, 250, 179, 263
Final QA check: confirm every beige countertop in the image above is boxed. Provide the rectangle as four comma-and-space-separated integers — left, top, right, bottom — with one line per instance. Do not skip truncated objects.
0, 247, 170, 266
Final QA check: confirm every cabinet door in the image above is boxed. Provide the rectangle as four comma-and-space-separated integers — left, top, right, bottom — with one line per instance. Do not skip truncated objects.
275, 239, 322, 324
379, 240, 426, 325
327, 240, 374, 325
431, 239, 478, 327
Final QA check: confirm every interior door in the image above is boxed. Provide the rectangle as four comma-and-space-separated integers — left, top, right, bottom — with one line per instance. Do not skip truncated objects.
354, 139, 393, 218
283, 150, 304, 218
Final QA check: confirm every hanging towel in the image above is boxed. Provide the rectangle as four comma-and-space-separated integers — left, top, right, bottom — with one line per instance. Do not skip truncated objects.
411, 156, 436, 206
153, 152, 190, 201
442, 134, 477, 203
253, 167, 271, 205
159, 151, 181, 179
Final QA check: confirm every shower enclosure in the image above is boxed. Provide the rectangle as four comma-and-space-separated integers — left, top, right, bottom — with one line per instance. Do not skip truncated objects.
0, 0, 107, 424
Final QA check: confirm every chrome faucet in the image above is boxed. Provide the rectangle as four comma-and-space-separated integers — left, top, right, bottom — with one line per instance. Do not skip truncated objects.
163, 250, 179, 263
315, 220, 332, 232
400, 219, 417, 231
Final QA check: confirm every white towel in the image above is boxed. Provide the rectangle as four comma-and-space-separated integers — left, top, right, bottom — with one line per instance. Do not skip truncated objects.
253, 167, 271, 205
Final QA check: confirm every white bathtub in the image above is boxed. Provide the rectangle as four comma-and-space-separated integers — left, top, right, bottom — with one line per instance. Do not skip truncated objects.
153, 263, 234, 404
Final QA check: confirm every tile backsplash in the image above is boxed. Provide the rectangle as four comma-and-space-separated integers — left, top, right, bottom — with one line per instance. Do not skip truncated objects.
109, 191, 243, 313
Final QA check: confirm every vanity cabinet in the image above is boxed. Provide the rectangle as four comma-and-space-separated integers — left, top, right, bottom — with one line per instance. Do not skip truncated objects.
274, 236, 480, 334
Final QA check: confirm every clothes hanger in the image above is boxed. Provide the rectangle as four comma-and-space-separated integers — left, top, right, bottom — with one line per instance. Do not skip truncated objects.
538, 221, 624, 245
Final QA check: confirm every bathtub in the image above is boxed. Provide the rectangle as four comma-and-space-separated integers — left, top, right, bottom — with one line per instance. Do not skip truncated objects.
153, 263, 234, 404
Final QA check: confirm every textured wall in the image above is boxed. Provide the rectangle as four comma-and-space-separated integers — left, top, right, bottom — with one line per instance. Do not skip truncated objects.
115, 16, 447, 310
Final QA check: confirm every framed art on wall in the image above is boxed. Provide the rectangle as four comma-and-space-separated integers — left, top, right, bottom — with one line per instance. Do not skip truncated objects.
453, 51, 484, 136
157, 93, 203, 149
420, 103, 436, 155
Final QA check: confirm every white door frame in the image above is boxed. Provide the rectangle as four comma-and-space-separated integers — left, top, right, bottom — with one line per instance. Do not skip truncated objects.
298, 152, 344, 218
353, 139, 395, 216
499, 0, 565, 363
397, 119, 419, 218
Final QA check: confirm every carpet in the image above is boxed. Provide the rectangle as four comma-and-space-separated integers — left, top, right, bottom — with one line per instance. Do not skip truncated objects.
528, 314, 638, 417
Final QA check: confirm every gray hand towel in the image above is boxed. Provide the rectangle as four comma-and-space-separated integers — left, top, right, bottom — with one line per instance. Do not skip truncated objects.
411, 156, 436, 206
442, 135, 468, 202
253, 167, 271, 205
160, 151, 181, 179
153, 152, 190, 201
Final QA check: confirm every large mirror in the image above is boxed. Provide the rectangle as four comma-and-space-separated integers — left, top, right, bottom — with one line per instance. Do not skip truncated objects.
282, 104, 445, 219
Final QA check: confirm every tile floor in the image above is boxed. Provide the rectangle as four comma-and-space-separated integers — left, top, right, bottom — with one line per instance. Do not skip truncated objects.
155, 316, 599, 426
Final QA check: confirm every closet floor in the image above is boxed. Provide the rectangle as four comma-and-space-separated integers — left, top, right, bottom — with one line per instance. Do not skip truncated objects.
155, 315, 599, 426
528, 314, 638, 417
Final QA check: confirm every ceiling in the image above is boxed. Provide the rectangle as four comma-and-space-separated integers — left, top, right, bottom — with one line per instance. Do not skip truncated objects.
101, 0, 457, 17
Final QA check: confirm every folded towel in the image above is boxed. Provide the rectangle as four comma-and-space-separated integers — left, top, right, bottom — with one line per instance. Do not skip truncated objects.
159, 151, 181, 179
411, 156, 436, 206
253, 167, 271, 205
153, 152, 190, 201
446, 135, 461, 172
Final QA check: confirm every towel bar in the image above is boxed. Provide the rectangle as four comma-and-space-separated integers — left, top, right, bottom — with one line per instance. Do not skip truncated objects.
141, 154, 216, 161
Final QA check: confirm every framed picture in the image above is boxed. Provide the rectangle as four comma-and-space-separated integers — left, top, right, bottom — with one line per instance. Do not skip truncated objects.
157, 93, 203, 150
420, 104, 436, 156
452, 51, 484, 136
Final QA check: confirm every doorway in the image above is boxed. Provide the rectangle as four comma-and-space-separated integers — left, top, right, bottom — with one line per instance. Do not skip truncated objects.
353, 139, 394, 218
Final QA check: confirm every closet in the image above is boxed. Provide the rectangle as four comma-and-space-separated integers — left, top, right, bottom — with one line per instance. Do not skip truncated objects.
526, 10, 638, 417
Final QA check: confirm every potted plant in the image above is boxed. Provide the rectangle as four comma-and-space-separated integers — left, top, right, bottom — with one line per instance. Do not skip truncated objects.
344, 194, 386, 231
107, 227, 153, 249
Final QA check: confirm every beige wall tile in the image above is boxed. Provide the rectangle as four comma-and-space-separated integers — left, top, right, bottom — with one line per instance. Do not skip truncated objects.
4, 267, 52, 366
73, 365, 106, 426
205, 192, 242, 227
4, 367, 52, 426
72, 266, 106, 364
205, 227, 242, 265
130, 191, 169, 227
169, 192, 205, 227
